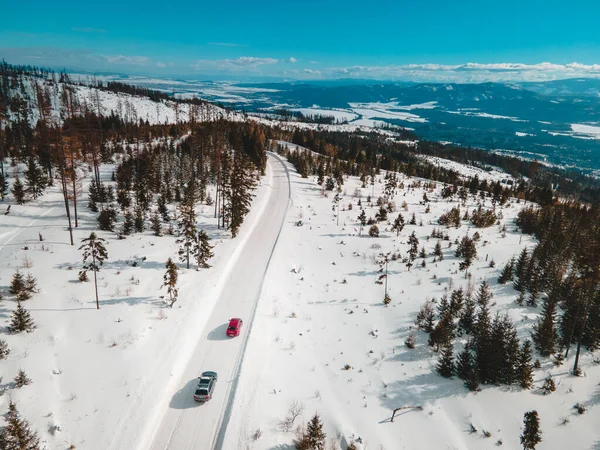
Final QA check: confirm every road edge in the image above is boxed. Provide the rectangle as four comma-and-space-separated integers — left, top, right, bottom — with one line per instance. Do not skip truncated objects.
212, 152, 292, 450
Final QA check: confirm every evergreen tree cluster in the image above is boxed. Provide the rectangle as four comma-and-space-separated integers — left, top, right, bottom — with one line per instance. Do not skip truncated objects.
419, 281, 534, 391
504, 202, 600, 369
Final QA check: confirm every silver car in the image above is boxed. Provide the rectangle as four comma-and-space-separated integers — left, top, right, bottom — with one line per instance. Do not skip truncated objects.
193, 371, 218, 402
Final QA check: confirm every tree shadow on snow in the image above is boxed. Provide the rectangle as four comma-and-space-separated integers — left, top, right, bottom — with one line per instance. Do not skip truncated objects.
169, 378, 202, 410
207, 323, 231, 341
378, 371, 470, 412
97, 296, 157, 307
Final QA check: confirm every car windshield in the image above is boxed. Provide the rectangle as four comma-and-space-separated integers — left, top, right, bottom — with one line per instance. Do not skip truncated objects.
227, 326, 236, 330
195, 389, 209, 396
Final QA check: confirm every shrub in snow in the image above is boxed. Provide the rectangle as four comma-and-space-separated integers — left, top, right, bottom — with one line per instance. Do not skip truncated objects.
541, 376, 556, 395
279, 401, 304, 432
0, 339, 11, 359
573, 403, 586, 415
368, 224, 379, 237
383, 293, 391, 306
14, 369, 32, 388
405, 331, 416, 349
97, 207, 118, 231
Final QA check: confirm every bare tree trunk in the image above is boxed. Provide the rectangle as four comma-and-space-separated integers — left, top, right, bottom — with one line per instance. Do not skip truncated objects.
93, 270, 99, 310
71, 157, 79, 228
573, 297, 591, 374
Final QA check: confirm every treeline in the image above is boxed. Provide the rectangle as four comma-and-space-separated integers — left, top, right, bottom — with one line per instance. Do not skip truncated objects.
280, 140, 541, 208
285, 127, 600, 204
507, 202, 600, 373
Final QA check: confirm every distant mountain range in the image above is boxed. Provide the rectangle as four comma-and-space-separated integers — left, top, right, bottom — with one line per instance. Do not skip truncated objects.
89, 74, 600, 176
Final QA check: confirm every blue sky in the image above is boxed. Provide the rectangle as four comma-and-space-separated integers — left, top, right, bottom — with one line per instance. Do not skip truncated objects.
2, 0, 600, 81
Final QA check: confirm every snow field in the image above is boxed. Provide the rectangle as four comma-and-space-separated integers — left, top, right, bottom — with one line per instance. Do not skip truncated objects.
221, 153, 600, 449
0, 155, 272, 449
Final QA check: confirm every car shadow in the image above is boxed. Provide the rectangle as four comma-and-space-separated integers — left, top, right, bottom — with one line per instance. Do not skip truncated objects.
169, 378, 202, 410
207, 323, 231, 341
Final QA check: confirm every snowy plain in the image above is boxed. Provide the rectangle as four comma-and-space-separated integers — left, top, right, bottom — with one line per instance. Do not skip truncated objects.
0, 152, 283, 449
219, 148, 600, 450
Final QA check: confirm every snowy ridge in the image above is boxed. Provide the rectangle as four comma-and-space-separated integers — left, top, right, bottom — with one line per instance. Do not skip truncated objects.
7, 76, 241, 126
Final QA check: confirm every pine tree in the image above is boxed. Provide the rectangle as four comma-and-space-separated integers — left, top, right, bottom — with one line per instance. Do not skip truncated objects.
429, 312, 455, 351
459, 291, 476, 335
408, 232, 419, 261
134, 206, 145, 232
157, 195, 170, 222
392, 213, 405, 236
229, 152, 256, 237
465, 363, 481, 391
346, 441, 357, 450
455, 342, 473, 380
520, 410, 542, 450
23, 157, 47, 199
9, 269, 25, 296
150, 210, 162, 237
8, 301, 36, 333
474, 289, 493, 383
176, 201, 197, 269
305, 413, 326, 450
514, 248, 529, 292
457, 235, 477, 273
434, 240, 444, 260
97, 207, 117, 231
436, 343, 455, 378
193, 229, 214, 269
0, 339, 10, 359
163, 258, 179, 308
0, 170, 9, 201
517, 340, 534, 389
121, 210, 134, 236
0, 401, 40, 450
375, 206, 388, 222
88, 178, 102, 211
498, 257, 515, 284
24, 273, 38, 295
11, 176, 26, 204
79, 232, 108, 310
358, 209, 366, 235
532, 296, 558, 357
475, 281, 493, 307
449, 287, 464, 318
368, 224, 379, 237
14, 369, 32, 388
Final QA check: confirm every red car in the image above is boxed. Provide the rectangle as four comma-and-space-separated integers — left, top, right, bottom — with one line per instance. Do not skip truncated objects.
226, 318, 243, 337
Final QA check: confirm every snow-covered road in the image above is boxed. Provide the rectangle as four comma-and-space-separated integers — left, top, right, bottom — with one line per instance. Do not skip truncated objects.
147, 153, 291, 450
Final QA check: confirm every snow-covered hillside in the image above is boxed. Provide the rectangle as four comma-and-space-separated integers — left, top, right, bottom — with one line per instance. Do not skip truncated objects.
220, 152, 600, 449
6, 76, 237, 126
0, 156, 275, 449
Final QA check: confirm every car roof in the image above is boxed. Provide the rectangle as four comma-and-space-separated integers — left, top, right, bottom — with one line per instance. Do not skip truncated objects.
229, 318, 242, 326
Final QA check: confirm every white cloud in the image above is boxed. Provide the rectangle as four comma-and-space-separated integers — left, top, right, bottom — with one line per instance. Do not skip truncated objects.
192, 56, 286, 72
294, 62, 600, 82
232, 56, 279, 66
288, 57, 298, 63
101, 55, 150, 65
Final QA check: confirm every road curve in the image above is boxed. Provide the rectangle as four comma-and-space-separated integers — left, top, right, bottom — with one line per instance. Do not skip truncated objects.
149, 153, 291, 450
